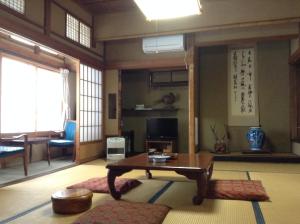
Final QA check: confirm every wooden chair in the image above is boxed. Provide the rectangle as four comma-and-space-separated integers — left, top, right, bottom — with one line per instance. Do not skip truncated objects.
47, 120, 76, 165
0, 134, 29, 176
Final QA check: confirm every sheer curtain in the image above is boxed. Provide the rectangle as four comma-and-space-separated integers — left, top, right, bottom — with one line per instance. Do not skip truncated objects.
1, 57, 36, 133
1, 57, 65, 133
60, 68, 71, 126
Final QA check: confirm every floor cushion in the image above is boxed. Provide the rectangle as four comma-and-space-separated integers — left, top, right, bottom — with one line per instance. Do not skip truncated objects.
67, 177, 141, 194
72, 200, 171, 224
207, 179, 269, 201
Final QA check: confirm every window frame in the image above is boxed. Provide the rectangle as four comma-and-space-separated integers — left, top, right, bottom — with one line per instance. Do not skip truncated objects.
0, 0, 25, 15
79, 64, 103, 144
65, 12, 91, 49
0, 53, 65, 135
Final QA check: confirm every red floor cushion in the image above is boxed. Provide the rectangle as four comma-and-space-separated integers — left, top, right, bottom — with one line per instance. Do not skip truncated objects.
72, 200, 171, 224
207, 179, 269, 201
67, 177, 141, 194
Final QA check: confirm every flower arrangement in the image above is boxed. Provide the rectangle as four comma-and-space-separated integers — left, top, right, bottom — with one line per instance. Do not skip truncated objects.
209, 124, 230, 153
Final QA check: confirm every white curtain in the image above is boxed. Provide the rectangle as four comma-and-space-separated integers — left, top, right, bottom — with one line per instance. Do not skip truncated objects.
60, 68, 71, 125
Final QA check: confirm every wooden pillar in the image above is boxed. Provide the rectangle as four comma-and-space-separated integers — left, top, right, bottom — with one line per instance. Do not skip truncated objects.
187, 34, 196, 154
44, 0, 52, 36
75, 60, 80, 163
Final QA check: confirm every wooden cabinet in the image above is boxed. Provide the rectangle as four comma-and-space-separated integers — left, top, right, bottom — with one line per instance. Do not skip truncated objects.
145, 139, 177, 153
150, 69, 188, 87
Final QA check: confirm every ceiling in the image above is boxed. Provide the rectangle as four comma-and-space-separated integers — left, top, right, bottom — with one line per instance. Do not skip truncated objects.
73, 0, 137, 14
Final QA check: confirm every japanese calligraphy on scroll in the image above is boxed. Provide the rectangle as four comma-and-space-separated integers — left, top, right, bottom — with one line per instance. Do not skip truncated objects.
230, 47, 255, 116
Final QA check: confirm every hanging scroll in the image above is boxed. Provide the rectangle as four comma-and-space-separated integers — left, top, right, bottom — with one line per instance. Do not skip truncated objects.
228, 47, 259, 126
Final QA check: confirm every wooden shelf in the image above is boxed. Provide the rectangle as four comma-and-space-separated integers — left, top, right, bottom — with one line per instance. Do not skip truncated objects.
123, 108, 178, 112
122, 108, 178, 116
145, 139, 177, 153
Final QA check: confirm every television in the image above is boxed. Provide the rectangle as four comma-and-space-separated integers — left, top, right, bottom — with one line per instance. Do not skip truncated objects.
146, 118, 178, 140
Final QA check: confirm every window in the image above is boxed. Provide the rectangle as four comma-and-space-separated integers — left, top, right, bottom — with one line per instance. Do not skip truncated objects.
0, 57, 64, 133
79, 64, 102, 142
0, 0, 25, 14
66, 13, 91, 48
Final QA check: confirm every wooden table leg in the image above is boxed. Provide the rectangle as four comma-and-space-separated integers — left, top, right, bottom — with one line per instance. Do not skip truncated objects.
176, 170, 209, 205
29, 144, 33, 163
192, 172, 208, 205
145, 169, 152, 179
107, 168, 132, 200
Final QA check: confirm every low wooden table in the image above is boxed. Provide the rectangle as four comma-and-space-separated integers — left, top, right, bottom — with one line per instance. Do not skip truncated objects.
106, 153, 214, 205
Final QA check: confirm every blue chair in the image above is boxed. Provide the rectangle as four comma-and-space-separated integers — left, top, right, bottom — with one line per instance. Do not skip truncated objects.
0, 134, 28, 176
47, 120, 76, 165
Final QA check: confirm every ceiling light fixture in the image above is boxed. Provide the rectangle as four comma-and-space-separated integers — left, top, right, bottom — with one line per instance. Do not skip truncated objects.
40, 46, 58, 55
134, 0, 202, 21
10, 35, 35, 46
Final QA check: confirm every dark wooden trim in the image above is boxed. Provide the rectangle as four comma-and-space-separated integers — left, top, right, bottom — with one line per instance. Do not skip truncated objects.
52, 0, 92, 26
0, 41, 66, 71
196, 34, 298, 48
102, 70, 105, 141
0, 14, 103, 69
290, 65, 297, 139
44, 0, 52, 35
1, 0, 102, 59
105, 58, 186, 70
97, 17, 300, 41
91, 15, 96, 48
79, 154, 102, 164
118, 70, 121, 135
75, 60, 80, 163
79, 140, 103, 145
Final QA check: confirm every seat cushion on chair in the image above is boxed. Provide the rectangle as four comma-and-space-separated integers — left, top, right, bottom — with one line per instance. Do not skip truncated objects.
0, 146, 24, 158
49, 139, 74, 147
72, 200, 171, 224
67, 177, 142, 194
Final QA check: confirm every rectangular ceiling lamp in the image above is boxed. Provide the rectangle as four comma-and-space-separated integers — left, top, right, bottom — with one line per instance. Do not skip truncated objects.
134, 0, 201, 21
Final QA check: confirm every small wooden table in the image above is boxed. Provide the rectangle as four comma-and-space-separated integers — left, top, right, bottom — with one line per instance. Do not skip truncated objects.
13, 137, 50, 163
106, 153, 214, 205
51, 188, 93, 214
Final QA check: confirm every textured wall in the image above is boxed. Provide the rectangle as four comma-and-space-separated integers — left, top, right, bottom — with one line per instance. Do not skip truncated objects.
198, 40, 290, 152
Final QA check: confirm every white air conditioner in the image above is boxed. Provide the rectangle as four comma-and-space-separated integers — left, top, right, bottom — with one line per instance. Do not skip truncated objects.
142, 35, 185, 54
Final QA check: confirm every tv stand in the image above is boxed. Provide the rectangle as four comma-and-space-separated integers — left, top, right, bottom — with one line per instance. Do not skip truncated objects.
145, 139, 177, 153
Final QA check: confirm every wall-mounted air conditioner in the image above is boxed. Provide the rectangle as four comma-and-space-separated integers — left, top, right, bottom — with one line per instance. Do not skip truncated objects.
142, 34, 185, 54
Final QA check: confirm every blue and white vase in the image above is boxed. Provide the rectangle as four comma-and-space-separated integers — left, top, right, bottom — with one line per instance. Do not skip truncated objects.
246, 127, 265, 151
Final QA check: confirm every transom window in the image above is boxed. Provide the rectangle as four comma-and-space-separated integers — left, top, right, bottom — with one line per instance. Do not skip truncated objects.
66, 13, 91, 48
0, 56, 65, 133
79, 64, 103, 142
0, 0, 25, 14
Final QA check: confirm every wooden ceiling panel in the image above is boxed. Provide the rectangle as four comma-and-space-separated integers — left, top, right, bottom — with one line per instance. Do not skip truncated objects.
73, 0, 137, 14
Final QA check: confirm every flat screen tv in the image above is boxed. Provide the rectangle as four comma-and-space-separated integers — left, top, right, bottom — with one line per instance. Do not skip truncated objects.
146, 118, 178, 140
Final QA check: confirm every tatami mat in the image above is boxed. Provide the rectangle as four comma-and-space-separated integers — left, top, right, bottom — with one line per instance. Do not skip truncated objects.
1, 159, 300, 224
215, 161, 300, 174
159, 171, 257, 224
0, 160, 108, 221
249, 172, 300, 224
7, 179, 169, 224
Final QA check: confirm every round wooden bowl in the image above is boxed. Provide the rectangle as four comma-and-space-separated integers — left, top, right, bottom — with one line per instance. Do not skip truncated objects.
51, 188, 93, 214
